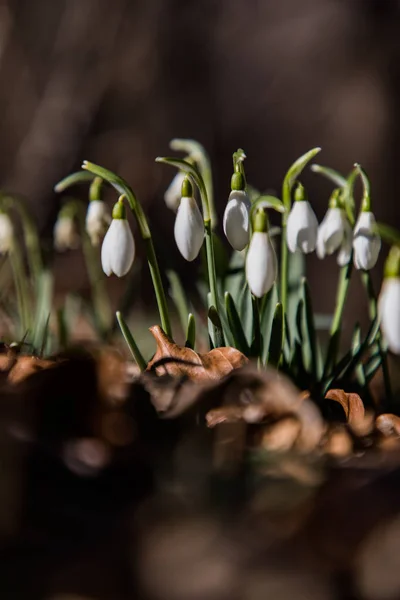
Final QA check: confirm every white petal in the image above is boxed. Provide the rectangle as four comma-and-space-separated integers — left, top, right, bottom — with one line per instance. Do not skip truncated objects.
164, 172, 186, 211
223, 191, 251, 251
174, 196, 204, 261
86, 200, 111, 246
379, 278, 400, 353
245, 232, 277, 297
0, 214, 13, 253
337, 219, 353, 266
101, 219, 135, 277
286, 201, 318, 254
353, 211, 380, 270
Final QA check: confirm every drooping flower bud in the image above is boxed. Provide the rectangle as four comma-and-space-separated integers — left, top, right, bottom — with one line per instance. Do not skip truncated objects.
164, 170, 186, 212
353, 210, 381, 271
0, 212, 13, 254
101, 197, 135, 277
86, 200, 111, 246
174, 177, 204, 261
223, 171, 251, 251
246, 208, 277, 297
286, 182, 318, 254
379, 246, 400, 353
316, 189, 353, 265
54, 207, 80, 252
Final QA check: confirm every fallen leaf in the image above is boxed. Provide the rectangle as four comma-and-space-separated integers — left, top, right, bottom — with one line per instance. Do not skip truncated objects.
146, 326, 248, 381
259, 417, 302, 452
325, 389, 365, 427
323, 425, 353, 458
375, 413, 400, 437
8, 356, 57, 383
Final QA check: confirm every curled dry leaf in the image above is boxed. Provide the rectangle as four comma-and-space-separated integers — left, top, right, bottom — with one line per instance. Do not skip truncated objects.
325, 389, 365, 427
375, 413, 400, 438
146, 325, 248, 381
8, 356, 57, 384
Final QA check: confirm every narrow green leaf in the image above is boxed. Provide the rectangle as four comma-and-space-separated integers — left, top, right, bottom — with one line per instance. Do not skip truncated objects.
185, 313, 196, 349
116, 311, 147, 371
364, 353, 382, 383
301, 278, 318, 380
283, 147, 322, 196
223, 250, 246, 300
39, 314, 51, 357
225, 292, 250, 355
32, 270, 53, 353
54, 171, 95, 193
250, 295, 262, 358
239, 284, 254, 345
208, 305, 225, 348
351, 323, 366, 388
251, 195, 285, 214
310, 164, 347, 188
267, 302, 284, 367
260, 284, 278, 363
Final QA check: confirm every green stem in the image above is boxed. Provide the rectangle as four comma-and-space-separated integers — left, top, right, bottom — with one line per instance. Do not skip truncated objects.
324, 259, 353, 377
116, 311, 146, 370
9, 243, 31, 337
361, 271, 392, 402
280, 181, 290, 333
81, 161, 172, 338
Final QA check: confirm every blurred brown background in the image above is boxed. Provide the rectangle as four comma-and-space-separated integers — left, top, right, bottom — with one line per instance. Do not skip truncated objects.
1, 0, 400, 314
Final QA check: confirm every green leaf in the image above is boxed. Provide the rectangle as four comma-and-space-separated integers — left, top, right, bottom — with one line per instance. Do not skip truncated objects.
185, 313, 196, 349
239, 284, 254, 346
364, 352, 382, 383
267, 302, 284, 367
300, 278, 318, 381
208, 304, 225, 348
260, 284, 278, 363
351, 323, 366, 388
376, 223, 400, 247
170, 138, 206, 159
282, 148, 321, 208
223, 250, 246, 300
166, 270, 190, 334
116, 311, 147, 371
32, 269, 53, 354
54, 171, 95, 193
310, 164, 347, 188
250, 295, 262, 358
225, 292, 251, 355
251, 195, 285, 214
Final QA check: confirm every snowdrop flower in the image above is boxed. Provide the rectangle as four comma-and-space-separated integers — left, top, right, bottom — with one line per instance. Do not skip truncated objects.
174, 177, 204, 261
86, 200, 111, 246
223, 172, 251, 251
353, 210, 381, 270
286, 183, 318, 253
164, 170, 186, 212
0, 212, 13, 254
316, 190, 353, 265
101, 198, 135, 277
246, 208, 277, 297
379, 246, 400, 353
54, 208, 79, 251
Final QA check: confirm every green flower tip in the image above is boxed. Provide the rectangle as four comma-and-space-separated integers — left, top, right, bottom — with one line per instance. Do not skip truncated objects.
294, 182, 307, 202
253, 208, 268, 233
112, 196, 126, 219
231, 171, 245, 191
181, 177, 193, 198
328, 188, 343, 209
385, 245, 400, 278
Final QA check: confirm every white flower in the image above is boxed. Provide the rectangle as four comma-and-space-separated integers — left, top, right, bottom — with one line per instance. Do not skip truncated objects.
86, 200, 111, 246
164, 171, 186, 211
223, 190, 251, 251
379, 277, 400, 353
245, 231, 277, 297
0, 213, 13, 254
317, 207, 352, 265
54, 215, 79, 251
101, 219, 135, 277
353, 211, 381, 270
174, 196, 204, 261
286, 200, 318, 254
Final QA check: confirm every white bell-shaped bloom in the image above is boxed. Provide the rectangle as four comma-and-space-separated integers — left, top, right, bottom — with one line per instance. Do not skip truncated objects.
246, 231, 277, 297
286, 200, 318, 253
317, 207, 352, 265
101, 218, 135, 277
379, 277, 400, 354
353, 211, 381, 270
54, 214, 79, 252
223, 190, 251, 251
174, 196, 204, 261
164, 171, 186, 212
0, 213, 13, 254
86, 200, 111, 246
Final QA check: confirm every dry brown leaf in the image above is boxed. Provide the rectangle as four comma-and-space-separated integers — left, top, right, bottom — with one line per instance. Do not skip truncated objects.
8, 356, 57, 383
146, 325, 248, 381
325, 389, 365, 427
375, 413, 400, 438
259, 417, 302, 453
324, 425, 353, 458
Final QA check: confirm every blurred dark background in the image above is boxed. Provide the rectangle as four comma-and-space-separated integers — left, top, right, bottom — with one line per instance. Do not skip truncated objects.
1, 0, 400, 317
